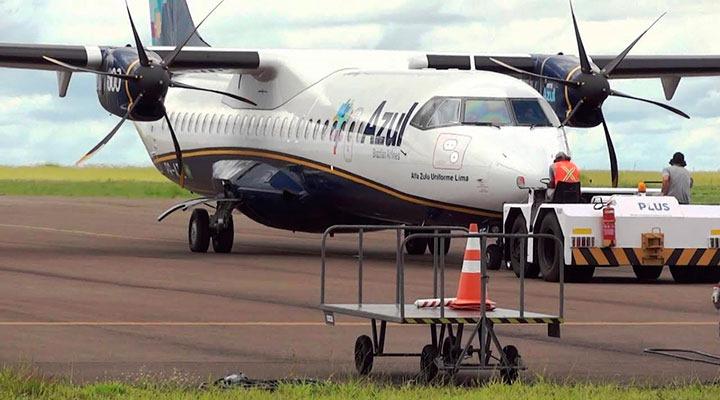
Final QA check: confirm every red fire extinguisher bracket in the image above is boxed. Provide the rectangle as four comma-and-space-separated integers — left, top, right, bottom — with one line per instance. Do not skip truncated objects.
602, 206, 616, 247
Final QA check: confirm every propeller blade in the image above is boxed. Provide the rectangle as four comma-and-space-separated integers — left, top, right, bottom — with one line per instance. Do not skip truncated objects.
43, 56, 137, 80
163, 0, 225, 67
560, 98, 585, 127
162, 105, 186, 188
489, 58, 580, 87
599, 109, 619, 188
125, 0, 150, 67
75, 93, 144, 166
602, 13, 666, 77
569, 1, 592, 74
610, 89, 690, 119
170, 80, 257, 106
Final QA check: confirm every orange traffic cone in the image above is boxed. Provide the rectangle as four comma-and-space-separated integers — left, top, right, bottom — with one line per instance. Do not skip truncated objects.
450, 223, 497, 311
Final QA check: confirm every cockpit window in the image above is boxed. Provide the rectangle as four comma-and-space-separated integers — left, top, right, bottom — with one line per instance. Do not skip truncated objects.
410, 97, 461, 129
411, 96, 554, 130
463, 99, 513, 126
511, 99, 552, 127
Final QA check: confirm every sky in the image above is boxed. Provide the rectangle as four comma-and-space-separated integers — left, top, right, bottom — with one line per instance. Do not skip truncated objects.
0, 0, 719, 171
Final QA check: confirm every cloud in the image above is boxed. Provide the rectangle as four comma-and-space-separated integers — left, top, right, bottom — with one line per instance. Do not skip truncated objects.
0, 0, 718, 171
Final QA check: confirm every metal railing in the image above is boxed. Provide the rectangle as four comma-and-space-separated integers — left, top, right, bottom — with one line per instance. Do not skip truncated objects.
320, 225, 565, 321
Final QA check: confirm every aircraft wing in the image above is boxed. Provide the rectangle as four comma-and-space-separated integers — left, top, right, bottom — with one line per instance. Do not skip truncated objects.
470, 54, 720, 79
0, 43, 261, 73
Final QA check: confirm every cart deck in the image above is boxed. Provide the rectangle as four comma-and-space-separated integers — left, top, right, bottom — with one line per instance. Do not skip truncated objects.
322, 304, 562, 325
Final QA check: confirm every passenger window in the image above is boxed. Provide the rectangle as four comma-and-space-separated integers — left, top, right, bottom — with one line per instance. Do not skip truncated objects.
249, 116, 256, 135
297, 119, 306, 140
304, 119, 312, 140
188, 113, 196, 133
341, 121, 349, 142
313, 120, 320, 140
410, 97, 461, 129
463, 99, 513, 126
511, 99, 552, 127
240, 116, 248, 134
209, 114, 218, 134
282, 118, 289, 138
218, 115, 227, 134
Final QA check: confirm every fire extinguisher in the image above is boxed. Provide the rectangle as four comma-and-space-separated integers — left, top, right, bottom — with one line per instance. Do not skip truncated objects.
602, 206, 616, 247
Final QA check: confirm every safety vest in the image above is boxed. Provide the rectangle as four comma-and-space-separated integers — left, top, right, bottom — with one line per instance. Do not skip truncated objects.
553, 160, 580, 185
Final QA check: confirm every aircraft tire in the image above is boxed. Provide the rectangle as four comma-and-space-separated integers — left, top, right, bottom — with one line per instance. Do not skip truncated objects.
405, 230, 428, 255
428, 231, 451, 256
509, 216, 539, 278
211, 214, 234, 254
188, 209, 211, 253
632, 265, 663, 281
699, 266, 720, 283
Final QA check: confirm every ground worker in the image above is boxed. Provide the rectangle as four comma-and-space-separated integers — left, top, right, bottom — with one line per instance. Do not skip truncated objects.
547, 152, 581, 203
662, 152, 693, 204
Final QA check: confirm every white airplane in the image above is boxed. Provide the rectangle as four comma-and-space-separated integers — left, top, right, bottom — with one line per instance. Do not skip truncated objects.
0, 0, 718, 257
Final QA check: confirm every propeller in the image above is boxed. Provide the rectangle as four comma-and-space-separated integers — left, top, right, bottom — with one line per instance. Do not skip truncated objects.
45, 0, 256, 187
489, 1, 689, 187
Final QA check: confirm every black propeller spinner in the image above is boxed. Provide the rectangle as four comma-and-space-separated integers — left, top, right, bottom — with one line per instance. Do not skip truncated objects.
43, 0, 257, 187
491, 1, 689, 188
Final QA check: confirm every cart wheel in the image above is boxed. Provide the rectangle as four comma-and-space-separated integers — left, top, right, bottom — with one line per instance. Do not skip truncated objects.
420, 344, 439, 383
354, 335, 374, 376
486, 244, 503, 270
441, 336, 462, 366
499, 345, 520, 384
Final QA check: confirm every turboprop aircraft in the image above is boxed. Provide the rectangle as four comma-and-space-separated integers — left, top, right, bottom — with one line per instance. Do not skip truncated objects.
0, 0, 719, 256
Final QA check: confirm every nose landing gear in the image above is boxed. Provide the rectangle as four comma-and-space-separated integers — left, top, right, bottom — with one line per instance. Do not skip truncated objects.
188, 204, 236, 253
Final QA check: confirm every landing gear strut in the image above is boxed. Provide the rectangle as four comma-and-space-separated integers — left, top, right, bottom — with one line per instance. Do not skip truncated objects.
187, 205, 236, 254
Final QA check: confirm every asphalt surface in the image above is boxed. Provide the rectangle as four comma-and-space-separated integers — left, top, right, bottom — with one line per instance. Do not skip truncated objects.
1, 196, 720, 384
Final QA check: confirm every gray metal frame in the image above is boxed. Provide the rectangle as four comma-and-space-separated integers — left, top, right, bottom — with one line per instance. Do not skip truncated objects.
319, 225, 565, 380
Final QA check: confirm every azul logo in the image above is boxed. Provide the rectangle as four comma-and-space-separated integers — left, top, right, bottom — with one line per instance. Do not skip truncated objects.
543, 83, 556, 102
150, 0, 166, 43
105, 68, 124, 93
362, 101, 419, 147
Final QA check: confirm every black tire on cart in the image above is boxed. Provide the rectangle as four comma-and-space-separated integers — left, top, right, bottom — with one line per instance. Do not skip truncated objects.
188, 209, 210, 253
441, 336, 462, 366
354, 335, 374, 376
632, 265, 663, 281
428, 231, 451, 256
509, 216, 539, 279
669, 265, 699, 283
486, 244, 503, 270
499, 345, 521, 384
405, 230, 428, 255
538, 214, 594, 283
419, 344, 439, 383
211, 214, 234, 254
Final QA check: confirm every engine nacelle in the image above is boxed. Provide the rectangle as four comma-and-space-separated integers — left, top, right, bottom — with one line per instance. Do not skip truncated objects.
530, 54, 603, 128
96, 47, 168, 122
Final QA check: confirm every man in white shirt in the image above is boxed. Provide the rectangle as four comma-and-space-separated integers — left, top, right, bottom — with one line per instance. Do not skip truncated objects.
662, 152, 693, 204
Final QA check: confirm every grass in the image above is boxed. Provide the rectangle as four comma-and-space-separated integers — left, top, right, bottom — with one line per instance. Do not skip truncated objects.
2, 369, 720, 400
0, 166, 190, 199
0, 166, 717, 203
583, 170, 720, 204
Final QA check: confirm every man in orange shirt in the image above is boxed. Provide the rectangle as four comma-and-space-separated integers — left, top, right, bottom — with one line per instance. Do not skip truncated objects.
548, 152, 581, 203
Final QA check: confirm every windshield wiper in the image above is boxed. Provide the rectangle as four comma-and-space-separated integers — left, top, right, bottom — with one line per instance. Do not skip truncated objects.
465, 122, 502, 129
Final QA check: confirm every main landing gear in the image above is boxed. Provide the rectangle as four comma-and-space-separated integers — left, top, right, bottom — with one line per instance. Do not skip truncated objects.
188, 206, 235, 254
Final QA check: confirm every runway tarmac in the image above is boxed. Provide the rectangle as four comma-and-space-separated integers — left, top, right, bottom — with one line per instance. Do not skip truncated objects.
1, 196, 720, 384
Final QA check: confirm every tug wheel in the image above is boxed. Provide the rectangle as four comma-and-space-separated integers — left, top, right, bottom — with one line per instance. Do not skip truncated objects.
188, 209, 210, 253
499, 345, 521, 384
669, 265, 698, 283
509, 216, 539, 278
486, 244, 503, 270
354, 335, 374, 376
441, 336, 462, 366
419, 344, 439, 383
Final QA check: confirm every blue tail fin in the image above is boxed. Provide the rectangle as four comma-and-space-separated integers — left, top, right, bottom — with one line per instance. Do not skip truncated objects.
149, 0, 210, 47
